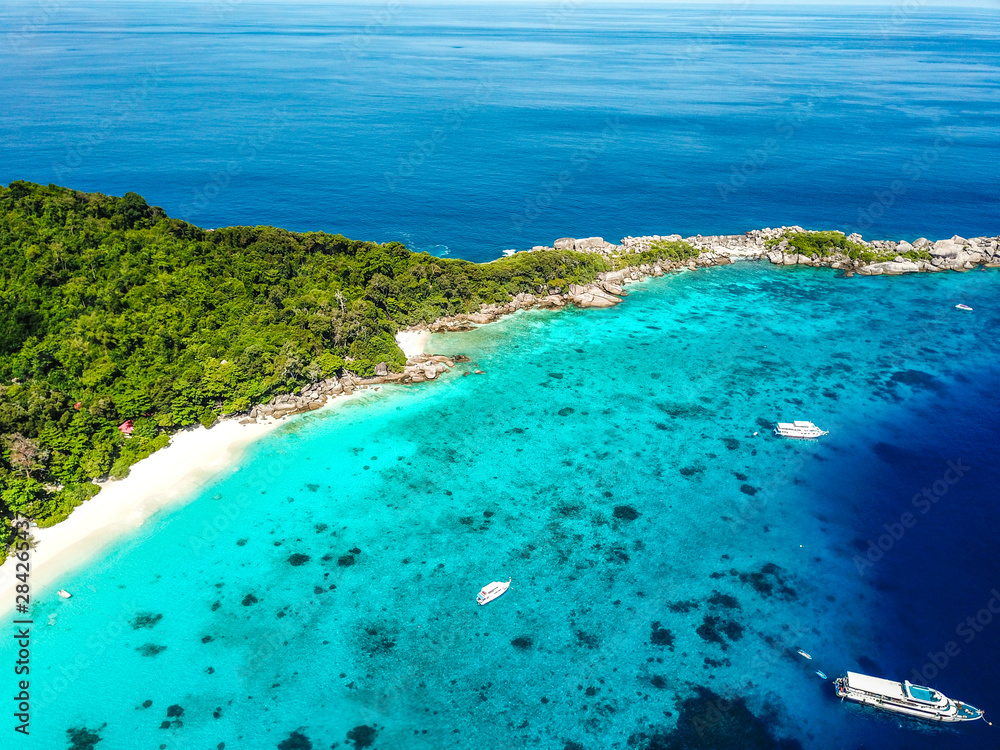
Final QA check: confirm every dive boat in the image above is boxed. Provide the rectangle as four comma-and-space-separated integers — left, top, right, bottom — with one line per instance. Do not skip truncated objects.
835, 671, 987, 723
956, 304, 973, 311
57, 590, 72, 599
476, 578, 510, 606
774, 421, 829, 439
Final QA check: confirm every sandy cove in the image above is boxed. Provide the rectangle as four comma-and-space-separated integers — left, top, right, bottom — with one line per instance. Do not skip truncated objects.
0, 369, 428, 617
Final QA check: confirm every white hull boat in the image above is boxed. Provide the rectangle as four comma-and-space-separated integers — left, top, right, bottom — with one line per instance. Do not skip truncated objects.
835, 671, 987, 723
956, 304, 973, 311
476, 578, 510, 606
774, 420, 829, 439
57, 590, 72, 599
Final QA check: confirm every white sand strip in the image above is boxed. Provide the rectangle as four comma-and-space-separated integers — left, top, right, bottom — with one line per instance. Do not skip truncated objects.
0, 417, 282, 616
396, 329, 431, 357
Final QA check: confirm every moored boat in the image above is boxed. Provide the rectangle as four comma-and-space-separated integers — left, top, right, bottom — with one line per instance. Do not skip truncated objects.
57, 589, 72, 599
956, 303, 973, 311
774, 421, 829, 439
476, 578, 510, 606
835, 671, 987, 723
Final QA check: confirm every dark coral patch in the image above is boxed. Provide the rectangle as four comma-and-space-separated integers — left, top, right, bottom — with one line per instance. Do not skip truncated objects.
739, 484, 758, 496
722, 437, 740, 451
242, 593, 259, 606
511, 636, 533, 650
166, 705, 184, 718
707, 591, 740, 609
130, 612, 163, 629
361, 624, 396, 655
338, 555, 356, 567
346, 724, 378, 749
696, 615, 743, 649
613, 505, 640, 521
67, 726, 103, 749
277, 730, 312, 749
737, 564, 797, 600
889, 369, 943, 392
558, 407, 575, 416
667, 600, 699, 613
650, 622, 675, 649
287, 553, 310, 566
626, 686, 802, 750
136, 643, 167, 657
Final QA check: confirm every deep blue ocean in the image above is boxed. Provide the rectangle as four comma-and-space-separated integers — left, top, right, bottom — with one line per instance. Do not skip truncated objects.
1, 3, 999, 750
1, 2, 999, 258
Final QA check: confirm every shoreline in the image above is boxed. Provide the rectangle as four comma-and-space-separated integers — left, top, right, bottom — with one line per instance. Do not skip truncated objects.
3, 226, 996, 614
405, 227, 1000, 333
0, 377, 422, 618
0, 419, 281, 616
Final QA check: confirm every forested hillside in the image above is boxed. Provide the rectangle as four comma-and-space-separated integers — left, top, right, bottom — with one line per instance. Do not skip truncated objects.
0, 181, 609, 550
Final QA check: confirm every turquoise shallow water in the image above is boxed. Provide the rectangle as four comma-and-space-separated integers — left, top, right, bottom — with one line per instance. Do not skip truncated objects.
5, 262, 1000, 749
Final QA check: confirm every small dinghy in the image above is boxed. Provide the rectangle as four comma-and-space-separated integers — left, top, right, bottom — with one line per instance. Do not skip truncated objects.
956, 304, 973, 311
476, 578, 510, 606
816, 670, 828, 680
797, 649, 812, 660
57, 590, 72, 599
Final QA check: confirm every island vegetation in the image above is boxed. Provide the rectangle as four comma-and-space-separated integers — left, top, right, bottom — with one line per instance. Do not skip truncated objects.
764, 230, 932, 263
0, 181, 613, 554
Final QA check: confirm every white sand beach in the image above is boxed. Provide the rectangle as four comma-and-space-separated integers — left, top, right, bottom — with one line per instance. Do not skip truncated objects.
395, 328, 431, 357
0, 338, 432, 616
0, 417, 283, 616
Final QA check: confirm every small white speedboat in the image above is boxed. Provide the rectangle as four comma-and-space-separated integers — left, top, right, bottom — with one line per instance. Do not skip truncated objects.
956, 304, 973, 311
476, 578, 511, 606
797, 649, 812, 660
57, 590, 72, 599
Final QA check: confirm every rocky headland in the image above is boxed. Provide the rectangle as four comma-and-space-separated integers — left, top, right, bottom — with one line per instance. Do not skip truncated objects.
242, 226, 998, 423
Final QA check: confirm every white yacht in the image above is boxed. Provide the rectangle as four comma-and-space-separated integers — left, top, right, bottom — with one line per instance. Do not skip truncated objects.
774, 420, 828, 439
835, 671, 987, 723
476, 578, 510, 606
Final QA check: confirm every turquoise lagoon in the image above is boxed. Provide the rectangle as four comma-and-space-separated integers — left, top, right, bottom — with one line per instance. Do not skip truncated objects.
6, 263, 1000, 750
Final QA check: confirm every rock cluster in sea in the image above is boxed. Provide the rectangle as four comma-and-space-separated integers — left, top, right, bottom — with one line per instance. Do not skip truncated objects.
534, 227, 1000, 275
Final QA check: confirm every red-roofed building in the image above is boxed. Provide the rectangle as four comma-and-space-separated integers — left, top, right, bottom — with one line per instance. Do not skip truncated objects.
118, 420, 134, 437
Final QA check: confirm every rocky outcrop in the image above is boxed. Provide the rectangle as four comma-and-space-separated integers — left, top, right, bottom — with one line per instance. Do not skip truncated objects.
242, 354, 458, 424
